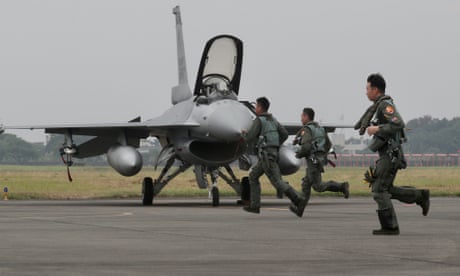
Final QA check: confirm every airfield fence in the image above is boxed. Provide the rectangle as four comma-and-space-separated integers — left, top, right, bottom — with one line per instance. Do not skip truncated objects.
334, 153, 460, 167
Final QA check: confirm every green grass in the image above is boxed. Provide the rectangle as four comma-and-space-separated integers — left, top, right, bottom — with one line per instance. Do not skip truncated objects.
0, 165, 459, 200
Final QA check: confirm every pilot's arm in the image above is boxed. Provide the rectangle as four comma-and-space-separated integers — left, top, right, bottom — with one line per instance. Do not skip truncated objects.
243, 117, 261, 145
295, 127, 312, 159
367, 102, 405, 136
277, 121, 289, 145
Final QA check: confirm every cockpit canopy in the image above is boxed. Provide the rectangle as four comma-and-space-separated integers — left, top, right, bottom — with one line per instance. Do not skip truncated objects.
194, 35, 243, 97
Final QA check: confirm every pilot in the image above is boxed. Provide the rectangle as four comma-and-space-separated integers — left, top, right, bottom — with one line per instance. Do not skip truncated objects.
355, 73, 430, 235
242, 97, 307, 217
294, 107, 350, 205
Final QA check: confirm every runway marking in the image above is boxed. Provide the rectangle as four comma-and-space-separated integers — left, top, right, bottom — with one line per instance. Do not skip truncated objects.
266, 207, 289, 212
115, 212, 133, 217
18, 212, 134, 220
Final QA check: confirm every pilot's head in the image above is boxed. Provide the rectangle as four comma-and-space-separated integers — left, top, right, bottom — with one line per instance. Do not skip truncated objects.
301, 107, 314, 125
255, 97, 270, 115
366, 73, 386, 102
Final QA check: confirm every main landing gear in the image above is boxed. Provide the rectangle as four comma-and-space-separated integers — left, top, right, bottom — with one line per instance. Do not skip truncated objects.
141, 161, 248, 207
141, 158, 191, 206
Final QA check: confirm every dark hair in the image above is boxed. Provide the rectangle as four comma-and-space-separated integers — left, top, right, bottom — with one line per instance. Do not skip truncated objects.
367, 73, 386, 93
303, 107, 315, 120
256, 97, 270, 111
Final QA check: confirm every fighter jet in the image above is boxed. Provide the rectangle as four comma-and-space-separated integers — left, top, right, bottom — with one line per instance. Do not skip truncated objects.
2, 6, 345, 206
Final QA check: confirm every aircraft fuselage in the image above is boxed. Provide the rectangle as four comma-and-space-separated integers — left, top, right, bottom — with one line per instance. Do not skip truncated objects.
163, 97, 254, 167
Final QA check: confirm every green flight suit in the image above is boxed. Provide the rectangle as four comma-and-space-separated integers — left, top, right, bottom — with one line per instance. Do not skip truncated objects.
244, 113, 299, 208
296, 121, 347, 204
368, 95, 426, 229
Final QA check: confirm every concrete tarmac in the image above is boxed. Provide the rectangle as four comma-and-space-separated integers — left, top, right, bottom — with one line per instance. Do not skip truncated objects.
1, 197, 459, 275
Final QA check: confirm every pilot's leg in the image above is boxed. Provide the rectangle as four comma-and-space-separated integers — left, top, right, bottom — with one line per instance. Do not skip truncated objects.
301, 171, 315, 207
371, 157, 399, 235
313, 180, 350, 199
300, 175, 312, 205
262, 152, 290, 193
244, 160, 264, 214
390, 185, 430, 216
263, 153, 306, 217
306, 162, 321, 203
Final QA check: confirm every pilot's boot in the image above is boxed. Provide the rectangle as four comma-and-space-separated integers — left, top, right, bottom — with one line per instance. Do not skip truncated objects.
373, 209, 400, 235
416, 189, 430, 216
237, 176, 251, 206
322, 181, 349, 199
243, 205, 260, 214
341, 182, 350, 199
243, 179, 260, 214
285, 187, 307, 218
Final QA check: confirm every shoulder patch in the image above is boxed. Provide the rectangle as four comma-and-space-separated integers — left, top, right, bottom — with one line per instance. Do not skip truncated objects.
385, 105, 395, 114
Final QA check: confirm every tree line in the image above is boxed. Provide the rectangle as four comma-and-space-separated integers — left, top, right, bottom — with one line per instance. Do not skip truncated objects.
0, 134, 160, 165
346, 116, 460, 154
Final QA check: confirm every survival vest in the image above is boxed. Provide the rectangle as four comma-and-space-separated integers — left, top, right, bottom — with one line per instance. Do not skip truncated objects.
258, 116, 280, 148
305, 123, 329, 154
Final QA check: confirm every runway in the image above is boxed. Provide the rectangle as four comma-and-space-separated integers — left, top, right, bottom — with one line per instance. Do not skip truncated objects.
1, 197, 459, 275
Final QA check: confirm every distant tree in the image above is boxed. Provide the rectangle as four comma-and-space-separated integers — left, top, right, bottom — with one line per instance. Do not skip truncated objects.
405, 116, 460, 153
43, 134, 106, 165
44, 134, 162, 166
0, 134, 40, 164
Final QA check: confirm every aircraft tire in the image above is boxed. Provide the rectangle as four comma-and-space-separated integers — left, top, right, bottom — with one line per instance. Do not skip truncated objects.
142, 177, 154, 206
211, 186, 219, 207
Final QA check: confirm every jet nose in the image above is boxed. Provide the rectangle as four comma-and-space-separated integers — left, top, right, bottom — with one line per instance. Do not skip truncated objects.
208, 101, 253, 141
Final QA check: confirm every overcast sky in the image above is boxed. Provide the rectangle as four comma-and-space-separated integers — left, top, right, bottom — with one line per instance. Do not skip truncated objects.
1, 0, 459, 142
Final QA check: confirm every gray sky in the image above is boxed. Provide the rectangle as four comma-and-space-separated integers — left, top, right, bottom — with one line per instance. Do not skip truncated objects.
1, 0, 459, 142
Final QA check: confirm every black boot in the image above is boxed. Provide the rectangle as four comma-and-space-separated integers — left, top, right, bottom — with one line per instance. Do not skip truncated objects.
417, 189, 430, 216
243, 178, 260, 214
342, 182, 350, 199
285, 187, 307, 218
243, 205, 260, 214
373, 209, 400, 235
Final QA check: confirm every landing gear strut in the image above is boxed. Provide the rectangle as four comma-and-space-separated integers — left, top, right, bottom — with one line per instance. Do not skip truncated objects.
141, 157, 191, 206
142, 155, 247, 207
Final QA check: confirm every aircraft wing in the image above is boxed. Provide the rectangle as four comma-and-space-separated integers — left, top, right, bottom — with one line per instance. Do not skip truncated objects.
282, 122, 354, 135
3, 116, 200, 159
4, 120, 199, 137
4, 98, 200, 138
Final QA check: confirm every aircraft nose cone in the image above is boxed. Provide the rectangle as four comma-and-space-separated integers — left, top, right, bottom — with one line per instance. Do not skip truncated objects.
208, 102, 253, 141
